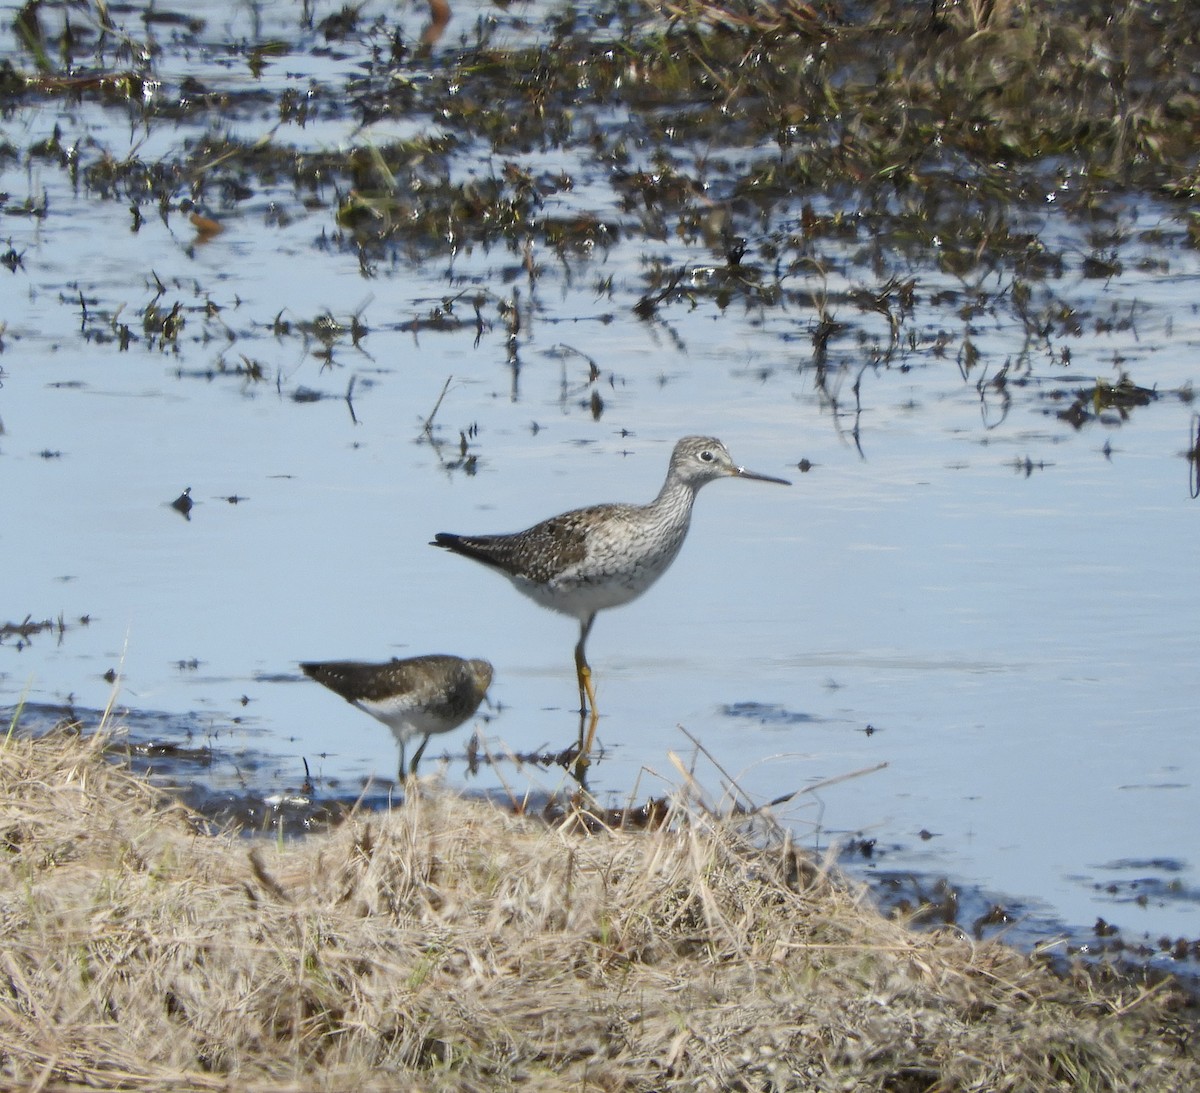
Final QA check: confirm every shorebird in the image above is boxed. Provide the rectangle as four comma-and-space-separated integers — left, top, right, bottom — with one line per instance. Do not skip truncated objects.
300, 654, 492, 776
431, 436, 790, 763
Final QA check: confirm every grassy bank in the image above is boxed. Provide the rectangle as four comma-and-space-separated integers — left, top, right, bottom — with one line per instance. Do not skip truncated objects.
0, 725, 1194, 1090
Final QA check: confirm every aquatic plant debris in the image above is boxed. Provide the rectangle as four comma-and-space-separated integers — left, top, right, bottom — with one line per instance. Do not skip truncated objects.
1, 0, 1198, 446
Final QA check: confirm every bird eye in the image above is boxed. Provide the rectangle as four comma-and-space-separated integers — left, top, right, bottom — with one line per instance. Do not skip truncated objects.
699, 449, 714, 462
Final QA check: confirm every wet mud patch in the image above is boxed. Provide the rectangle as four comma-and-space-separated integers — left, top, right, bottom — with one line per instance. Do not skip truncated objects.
3, 701, 666, 836
847, 836, 1200, 990
4, 702, 354, 835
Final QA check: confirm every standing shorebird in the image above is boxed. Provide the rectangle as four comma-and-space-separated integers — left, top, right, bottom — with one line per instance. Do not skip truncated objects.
300, 654, 493, 776
431, 436, 790, 763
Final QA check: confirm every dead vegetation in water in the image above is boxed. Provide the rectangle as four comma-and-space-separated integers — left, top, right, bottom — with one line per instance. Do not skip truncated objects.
0, 613, 88, 650
5, 0, 1199, 448
0, 726, 1196, 1091
8, 0, 1200, 246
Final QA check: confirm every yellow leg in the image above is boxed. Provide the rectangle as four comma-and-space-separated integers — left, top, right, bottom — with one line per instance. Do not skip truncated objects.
573, 614, 597, 715
579, 703, 600, 758
573, 699, 600, 782
579, 662, 597, 718
572, 614, 600, 775
573, 659, 600, 763
574, 654, 589, 714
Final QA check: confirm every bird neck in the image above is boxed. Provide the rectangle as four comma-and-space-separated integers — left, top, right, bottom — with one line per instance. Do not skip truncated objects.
650, 473, 699, 525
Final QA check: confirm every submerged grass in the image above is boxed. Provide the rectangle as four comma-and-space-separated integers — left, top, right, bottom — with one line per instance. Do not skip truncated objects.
0, 726, 1195, 1090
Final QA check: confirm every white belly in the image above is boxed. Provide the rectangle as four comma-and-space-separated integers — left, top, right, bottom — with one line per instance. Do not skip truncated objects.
511, 514, 688, 621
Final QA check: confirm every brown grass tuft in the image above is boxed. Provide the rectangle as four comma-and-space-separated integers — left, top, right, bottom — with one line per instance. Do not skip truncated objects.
0, 726, 1195, 1090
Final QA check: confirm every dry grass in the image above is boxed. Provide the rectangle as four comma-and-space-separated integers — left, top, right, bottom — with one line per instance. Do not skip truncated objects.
0, 725, 1195, 1091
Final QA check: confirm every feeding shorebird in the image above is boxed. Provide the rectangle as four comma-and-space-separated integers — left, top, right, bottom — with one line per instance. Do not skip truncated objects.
431, 436, 790, 764
300, 654, 493, 776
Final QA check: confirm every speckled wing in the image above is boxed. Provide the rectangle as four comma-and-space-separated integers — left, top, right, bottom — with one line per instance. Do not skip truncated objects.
301, 655, 473, 706
433, 509, 598, 583
301, 659, 413, 703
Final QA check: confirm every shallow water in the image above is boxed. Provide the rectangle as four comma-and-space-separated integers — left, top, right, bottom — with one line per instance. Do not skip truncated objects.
2, 0, 1198, 974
